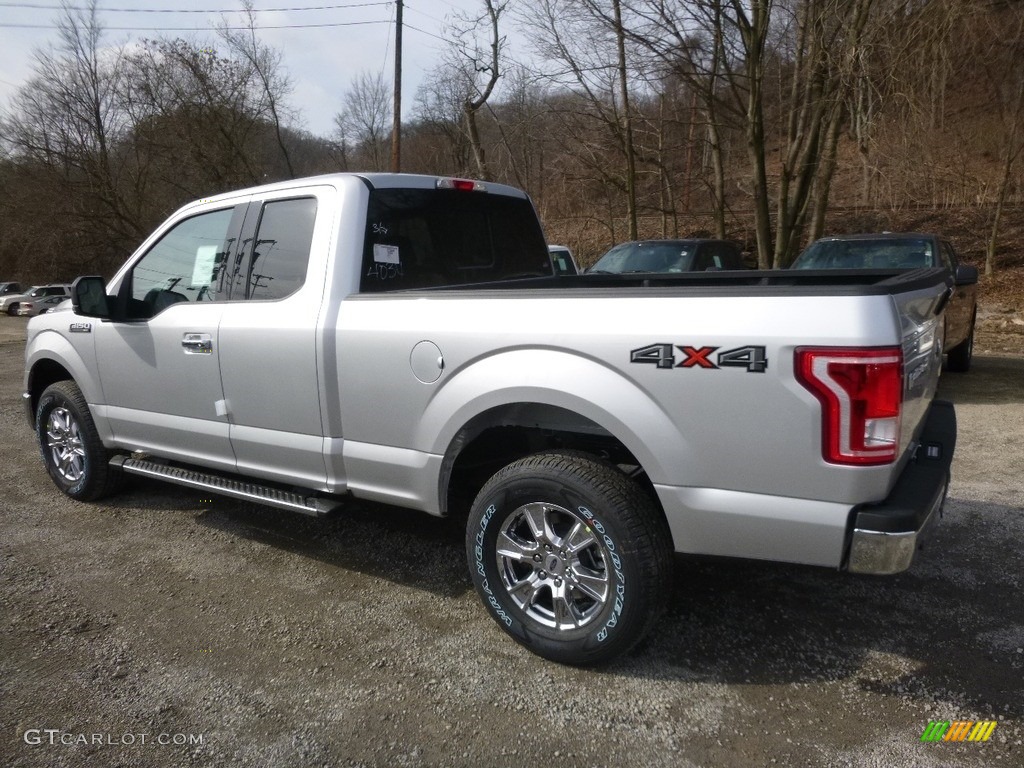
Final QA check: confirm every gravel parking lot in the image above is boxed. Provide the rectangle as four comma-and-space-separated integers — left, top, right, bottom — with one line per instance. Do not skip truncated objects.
1, 315, 1022, 767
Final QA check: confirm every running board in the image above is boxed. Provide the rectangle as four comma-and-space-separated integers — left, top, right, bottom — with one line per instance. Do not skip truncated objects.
111, 456, 342, 516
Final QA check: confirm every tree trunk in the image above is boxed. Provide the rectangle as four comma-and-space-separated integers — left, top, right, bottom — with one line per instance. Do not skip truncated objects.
613, 0, 638, 240
808, 101, 843, 245
464, 106, 491, 180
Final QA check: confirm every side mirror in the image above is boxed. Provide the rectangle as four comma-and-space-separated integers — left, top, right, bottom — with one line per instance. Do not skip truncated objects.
954, 264, 979, 286
72, 276, 112, 319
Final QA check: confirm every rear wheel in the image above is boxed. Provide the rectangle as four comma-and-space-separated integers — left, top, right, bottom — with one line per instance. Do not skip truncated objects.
466, 452, 673, 665
947, 315, 975, 373
36, 380, 122, 501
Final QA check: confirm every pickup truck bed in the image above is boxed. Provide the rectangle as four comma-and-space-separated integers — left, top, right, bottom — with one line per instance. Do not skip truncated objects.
24, 172, 957, 664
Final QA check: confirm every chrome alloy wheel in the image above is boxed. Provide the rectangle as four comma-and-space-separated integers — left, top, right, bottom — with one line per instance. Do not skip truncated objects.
46, 407, 85, 482
495, 502, 610, 630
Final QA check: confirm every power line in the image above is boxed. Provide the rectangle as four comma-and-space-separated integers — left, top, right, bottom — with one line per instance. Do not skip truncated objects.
379, 0, 394, 82
0, 19, 391, 29
404, 21, 454, 45
0, 1, 390, 11
418, 0, 462, 11
404, 4, 446, 26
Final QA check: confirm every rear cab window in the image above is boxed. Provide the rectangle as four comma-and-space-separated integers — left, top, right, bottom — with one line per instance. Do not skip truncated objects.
359, 188, 551, 291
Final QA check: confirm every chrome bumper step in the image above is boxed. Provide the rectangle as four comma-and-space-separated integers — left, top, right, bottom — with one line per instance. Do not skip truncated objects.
111, 456, 342, 516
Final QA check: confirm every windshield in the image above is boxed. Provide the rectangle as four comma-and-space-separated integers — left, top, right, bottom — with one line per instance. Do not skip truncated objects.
549, 248, 577, 276
792, 238, 935, 269
590, 242, 694, 274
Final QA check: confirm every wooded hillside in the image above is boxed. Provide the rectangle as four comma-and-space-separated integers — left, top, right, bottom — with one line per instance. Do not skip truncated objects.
2, 0, 1023, 300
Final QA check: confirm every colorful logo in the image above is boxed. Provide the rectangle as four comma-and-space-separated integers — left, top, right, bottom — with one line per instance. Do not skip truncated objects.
920, 720, 997, 742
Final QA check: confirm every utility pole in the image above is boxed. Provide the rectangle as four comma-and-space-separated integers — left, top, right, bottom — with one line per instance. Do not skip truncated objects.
391, 0, 403, 172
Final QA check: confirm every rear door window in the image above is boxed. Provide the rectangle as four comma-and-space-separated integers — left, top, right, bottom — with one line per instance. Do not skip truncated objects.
232, 197, 318, 301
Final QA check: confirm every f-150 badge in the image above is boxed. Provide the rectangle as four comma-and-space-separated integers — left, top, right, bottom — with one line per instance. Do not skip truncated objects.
630, 344, 767, 372
69, 323, 92, 334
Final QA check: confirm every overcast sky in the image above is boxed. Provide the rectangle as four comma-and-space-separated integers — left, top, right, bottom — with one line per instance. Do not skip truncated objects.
0, 0, 505, 139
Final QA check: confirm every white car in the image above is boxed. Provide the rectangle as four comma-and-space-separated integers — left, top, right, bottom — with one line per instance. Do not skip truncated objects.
16, 295, 68, 316
2, 284, 71, 315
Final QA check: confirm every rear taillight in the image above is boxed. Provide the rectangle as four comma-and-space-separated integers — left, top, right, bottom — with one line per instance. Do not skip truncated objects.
795, 347, 903, 466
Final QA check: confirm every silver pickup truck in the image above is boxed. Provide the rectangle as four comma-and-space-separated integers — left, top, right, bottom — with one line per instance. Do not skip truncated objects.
24, 173, 957, 665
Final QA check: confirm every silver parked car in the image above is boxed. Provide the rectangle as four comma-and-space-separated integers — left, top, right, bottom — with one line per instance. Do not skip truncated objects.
16, 295, 68, 316
1, 284, 71, 315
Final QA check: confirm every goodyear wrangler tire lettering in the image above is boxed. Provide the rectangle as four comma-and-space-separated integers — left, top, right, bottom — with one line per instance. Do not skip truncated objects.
473, 504, 514, 627
465, 452, 674, 666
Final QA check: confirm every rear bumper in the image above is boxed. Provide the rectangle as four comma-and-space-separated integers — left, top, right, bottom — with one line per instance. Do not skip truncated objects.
846, 399, 956, 575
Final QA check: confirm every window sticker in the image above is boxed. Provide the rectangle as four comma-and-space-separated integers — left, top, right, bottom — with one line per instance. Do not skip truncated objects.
373, 244, 400, 264
191, 244, 218, 288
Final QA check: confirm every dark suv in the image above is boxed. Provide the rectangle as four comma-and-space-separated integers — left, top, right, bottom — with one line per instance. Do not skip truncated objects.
791, 233, 979, 372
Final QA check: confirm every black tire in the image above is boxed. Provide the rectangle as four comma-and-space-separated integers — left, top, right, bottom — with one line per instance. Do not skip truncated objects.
947, 315, 975, 373
466, 452, 673, 665
36, 380, 122, 501
6, 304, 18, 316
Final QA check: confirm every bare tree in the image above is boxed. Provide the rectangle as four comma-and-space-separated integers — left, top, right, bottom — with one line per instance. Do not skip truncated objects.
413, 65, 474, 175
772, 0, 876, 266
0, 0, 304, 282
626, 0, 739, 237
966, 4, 1024, 276
0, 0, 139, 273
217, 0, 296, 178
121, 36, 300, 191
334, 71, 392, 171
448, 0, 509, 180
630, 0, 880, 264
720, 0, 774, 267
485, 63, 551, 192
520, 0, 645, 241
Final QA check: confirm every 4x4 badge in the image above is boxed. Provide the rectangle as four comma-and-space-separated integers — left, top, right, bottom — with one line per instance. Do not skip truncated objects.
630, 343, 768, 372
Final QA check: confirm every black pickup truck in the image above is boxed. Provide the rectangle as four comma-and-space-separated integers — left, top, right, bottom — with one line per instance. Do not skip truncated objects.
791, 232, 979, 371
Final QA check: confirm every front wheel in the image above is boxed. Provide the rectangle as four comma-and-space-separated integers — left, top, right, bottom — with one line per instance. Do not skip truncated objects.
36, 380, 122, 501
466, 452, 673, 665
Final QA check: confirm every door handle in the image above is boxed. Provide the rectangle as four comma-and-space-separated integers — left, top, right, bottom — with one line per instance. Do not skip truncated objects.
182, 333, 213, 354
